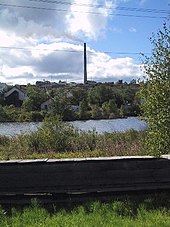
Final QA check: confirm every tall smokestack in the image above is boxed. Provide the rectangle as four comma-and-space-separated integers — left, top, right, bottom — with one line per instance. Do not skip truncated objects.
84, 43, 87, 84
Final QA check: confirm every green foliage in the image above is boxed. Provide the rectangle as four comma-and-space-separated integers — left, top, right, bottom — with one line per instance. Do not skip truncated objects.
70, 87, 87, 105
69, 129, 98, 152
0, 105, 46, 122
50, 91, 66, 116
115, 92, 124, 108
1, 82, 141, 122
102, 99, 118, 118
140, 21, 170, 156
0, 127, 146, 159
0, 135, 10, 146
79, 100, 89, 119
123, 87, 136, 104
0, 105, 8, 121
0, 105, 22, 122
119, 105, 126, 118
0, 194, 170, 227
26, 116, 75, 152
22, 86, 47, 111
91, 105, 102, 119
88, 85, 114, 106
50, 88, 74, 120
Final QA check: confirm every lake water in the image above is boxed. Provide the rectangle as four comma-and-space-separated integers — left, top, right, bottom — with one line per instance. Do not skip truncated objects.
0, 117, 147, 137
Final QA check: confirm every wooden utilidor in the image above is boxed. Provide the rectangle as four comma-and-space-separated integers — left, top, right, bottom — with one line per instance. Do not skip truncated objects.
0, 156, 170, 195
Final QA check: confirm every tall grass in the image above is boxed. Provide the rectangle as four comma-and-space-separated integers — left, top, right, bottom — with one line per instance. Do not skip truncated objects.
0, 116, 147, 160
0, 194, 170, 227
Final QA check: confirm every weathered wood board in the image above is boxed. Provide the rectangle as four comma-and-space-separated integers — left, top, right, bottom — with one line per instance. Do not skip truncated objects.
0, 156, 170, 195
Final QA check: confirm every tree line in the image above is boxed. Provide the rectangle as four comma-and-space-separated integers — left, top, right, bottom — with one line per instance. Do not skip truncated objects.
0, 83, 141, 122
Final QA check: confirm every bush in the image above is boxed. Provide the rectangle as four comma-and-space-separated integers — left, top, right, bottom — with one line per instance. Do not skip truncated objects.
140, 21, 170, 156
0, 135, 10, 146
26, 116, 75, 152
69, 129, 98, 152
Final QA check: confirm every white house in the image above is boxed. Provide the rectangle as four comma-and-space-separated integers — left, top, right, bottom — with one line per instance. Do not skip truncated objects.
41, 99, 79, 113
70, 105, 79, 112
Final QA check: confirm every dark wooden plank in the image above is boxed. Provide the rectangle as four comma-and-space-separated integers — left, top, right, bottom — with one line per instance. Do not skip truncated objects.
0, 166, 169, 186
0, 156, 170, 195
0, 159, 169, 176
0, 167, 170, 194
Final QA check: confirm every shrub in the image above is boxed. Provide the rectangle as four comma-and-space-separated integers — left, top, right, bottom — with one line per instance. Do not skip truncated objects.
26, 116, 75, 152
140, 21, 170, 156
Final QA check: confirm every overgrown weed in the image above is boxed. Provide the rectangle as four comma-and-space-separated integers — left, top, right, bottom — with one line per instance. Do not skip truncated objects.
0, 117, 147, 160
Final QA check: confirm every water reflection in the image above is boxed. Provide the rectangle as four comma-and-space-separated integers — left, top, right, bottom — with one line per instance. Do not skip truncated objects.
72, 117, 147, 134
0, 122, 42, 137
0, 117, 147, 137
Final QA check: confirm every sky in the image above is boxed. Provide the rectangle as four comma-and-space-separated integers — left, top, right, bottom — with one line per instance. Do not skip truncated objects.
0, 0, 169, 85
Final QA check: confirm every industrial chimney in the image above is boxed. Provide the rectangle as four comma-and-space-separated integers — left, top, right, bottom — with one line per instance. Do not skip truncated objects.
84, 43, 87, 84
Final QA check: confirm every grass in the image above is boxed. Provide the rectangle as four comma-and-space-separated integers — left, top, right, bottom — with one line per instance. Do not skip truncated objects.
0, 194, 170, 227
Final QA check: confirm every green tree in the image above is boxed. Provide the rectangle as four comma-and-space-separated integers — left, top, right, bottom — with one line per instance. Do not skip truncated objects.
91, 105, 102, 119
88, 85, 114, 106
27, 116, 75, 152
123, 87, 136, 105
22, 86, 47, 111
50, 89, 68, 117
129, 79, 137, 84
49, 88, 76, 120
70, 88, 87, 105
0, 105, 8, 121
115, 79, 123, 85
115, 92, 124, 108
102, 99, 118, 118
140, 21, 170, 156
119, 105, 126, 118
79, 100, 88, 119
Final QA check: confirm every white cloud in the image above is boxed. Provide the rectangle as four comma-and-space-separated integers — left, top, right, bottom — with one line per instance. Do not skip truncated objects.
0, 41, 144, 84
0, 1, 72, 39
87, 50, 143, 82
0, 0, 144, 85
0, 0, 115, 40
129, 27, 137, 33
66, 0, 114, 39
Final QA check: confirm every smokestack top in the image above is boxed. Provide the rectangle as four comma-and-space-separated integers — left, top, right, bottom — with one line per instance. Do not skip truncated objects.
84, 43, 87, 84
